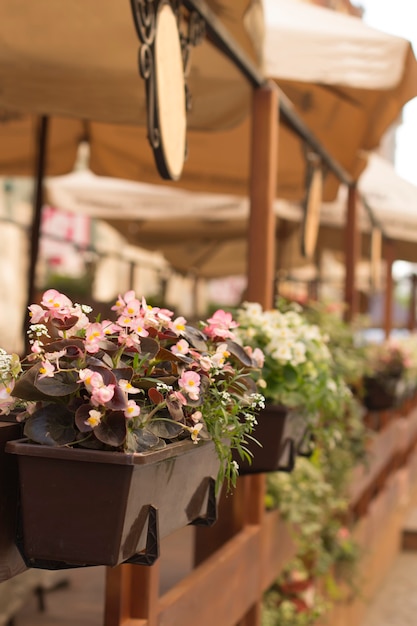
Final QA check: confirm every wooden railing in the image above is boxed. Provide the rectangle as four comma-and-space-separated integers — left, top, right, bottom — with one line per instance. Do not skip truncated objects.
103, 396, 417, 626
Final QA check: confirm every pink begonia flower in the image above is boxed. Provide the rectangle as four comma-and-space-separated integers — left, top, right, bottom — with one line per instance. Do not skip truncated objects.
190, 422, 203, 443
40, 289, 73, 320
196, 354, 212, 371
203, 309, 238, 340
91, 384, 115, 406
178, 371, 201, 401
128, 316, 150, 338
101, 320, 120, 336
337, 527, 351, 541
124, 400, 140, 419
171, 339, 190, 355
118, 379, 141, 395
211, 343, 230, 368
171, 316, 187, 335
84, 323, 105, 354
38, 360, 55, 379
244, 346, 265, 368
111, 290, 136, 314
30, 340, 43, 354
28, 304, 48, 324
191, 410, 202, 423
0, 381, 16, 414
157, 308, 174, 323
169, 390, 187, 405
78, 369, 105, 392
85, 410, 102, 428
117, 330, 141, 350
41, 289, 73, 310
123, 297, 141, 318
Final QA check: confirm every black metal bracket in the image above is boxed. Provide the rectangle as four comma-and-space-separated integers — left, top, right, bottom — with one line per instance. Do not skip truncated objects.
297, 428, 315, 458
125, 505, 160, 566
277, 438, 296, 473
190, 477, 217, 527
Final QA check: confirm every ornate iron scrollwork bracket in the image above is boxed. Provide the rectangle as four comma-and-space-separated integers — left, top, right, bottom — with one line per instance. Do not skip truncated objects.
130, 0, 205, 180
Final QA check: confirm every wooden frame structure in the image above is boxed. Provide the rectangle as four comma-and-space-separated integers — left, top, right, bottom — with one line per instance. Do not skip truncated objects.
15, 2, 406, 624
99, 4, 369, 624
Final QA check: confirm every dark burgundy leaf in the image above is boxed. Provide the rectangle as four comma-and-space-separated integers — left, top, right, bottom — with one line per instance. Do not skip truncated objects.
35, 369, 80, 397
50, 315, 81, 332
75, 404, 95, 432
226, 340, 254, 367
94, 411, 127, 447
148, 387, 164, 405
147, 419, 184, 440
127, 428, 161, 452
183, 326, 208, 351
166, 395, 185, 421
23, 404, 76, 445
105, 384, 128, 410
138, 337, 160, 359
112, 367, 134, 383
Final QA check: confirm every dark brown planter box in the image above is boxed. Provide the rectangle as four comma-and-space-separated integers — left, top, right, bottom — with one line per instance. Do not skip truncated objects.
362, 375, 404, 411
7, 438, 220, 568
0, 421, 26, 581
235, 404, 311, 474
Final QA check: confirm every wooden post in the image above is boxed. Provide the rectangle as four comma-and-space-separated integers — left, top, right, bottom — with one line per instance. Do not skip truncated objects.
238, 81, 279, 626
23, 115, 49, 352
246, 82, 279, 307
344, 185, 360, 323
408, 274, 417, 332
383, 240, 395, 339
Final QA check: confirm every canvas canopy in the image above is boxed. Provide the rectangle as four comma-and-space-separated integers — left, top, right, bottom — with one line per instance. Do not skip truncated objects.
0, 0, 416, 203
46, 152, 417, 277
317, 153, 417, 264
0, 0, 262, 130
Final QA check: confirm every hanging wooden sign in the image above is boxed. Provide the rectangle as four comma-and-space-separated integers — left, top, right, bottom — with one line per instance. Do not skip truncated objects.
130, 0, 205, 181
301, 156, 323, 259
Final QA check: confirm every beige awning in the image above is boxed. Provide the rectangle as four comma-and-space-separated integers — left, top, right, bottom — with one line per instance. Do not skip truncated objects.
46, 152, 417, 277
0, 0, 262, 130
0, 1, 415, 204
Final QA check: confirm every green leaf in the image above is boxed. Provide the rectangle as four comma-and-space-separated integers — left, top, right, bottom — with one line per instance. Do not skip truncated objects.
24, 405, 76, 446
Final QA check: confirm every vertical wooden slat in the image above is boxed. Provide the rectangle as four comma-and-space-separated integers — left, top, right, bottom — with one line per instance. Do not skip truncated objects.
104, 565, 133, 626
130, 562, 160, 625
344, 185, 360, 323
383, 240, 395, 339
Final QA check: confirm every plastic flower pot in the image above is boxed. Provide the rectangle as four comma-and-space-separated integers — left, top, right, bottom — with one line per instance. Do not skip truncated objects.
0, 421, 27, 581
234, 404, 311, 474
7, 437, 220, 568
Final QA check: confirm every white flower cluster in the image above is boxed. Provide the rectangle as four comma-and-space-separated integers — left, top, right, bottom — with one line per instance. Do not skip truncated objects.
0, 348, 12, 383
237, 303, 331, 369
